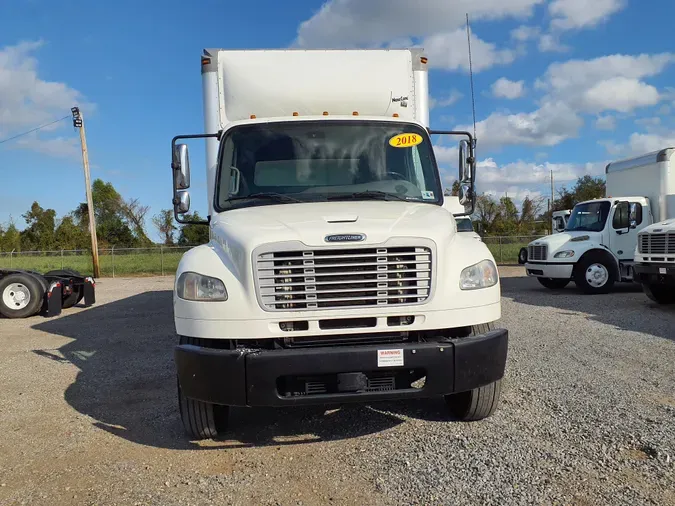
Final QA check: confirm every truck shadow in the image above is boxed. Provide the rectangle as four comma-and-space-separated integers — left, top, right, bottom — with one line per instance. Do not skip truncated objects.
31, 291, 449, 450
501, 276, 675, 341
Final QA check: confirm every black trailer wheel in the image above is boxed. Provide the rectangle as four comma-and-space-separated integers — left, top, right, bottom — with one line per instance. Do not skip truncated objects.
445, 323, 503, 421
177, 336, 229, 440
642, 283, 675, 305
537, 277, 570, 289
45, 269, 84, 309
0, 273, 45, 319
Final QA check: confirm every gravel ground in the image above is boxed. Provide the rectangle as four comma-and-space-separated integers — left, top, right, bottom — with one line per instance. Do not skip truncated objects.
0, 268, 673, 505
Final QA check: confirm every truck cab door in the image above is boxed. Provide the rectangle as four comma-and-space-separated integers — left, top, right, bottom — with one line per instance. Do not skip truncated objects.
610, 201, 646, 260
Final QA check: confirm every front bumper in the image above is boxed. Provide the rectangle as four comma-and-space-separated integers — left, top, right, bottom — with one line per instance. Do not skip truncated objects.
525, 262, 574, 279
175, 328, 508, 407
633, 263, 675, 285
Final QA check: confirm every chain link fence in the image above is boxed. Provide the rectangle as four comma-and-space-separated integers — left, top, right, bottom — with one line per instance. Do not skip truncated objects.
0, 236, 544, 276
482, 235, 544, 264
0, 246, 196, 277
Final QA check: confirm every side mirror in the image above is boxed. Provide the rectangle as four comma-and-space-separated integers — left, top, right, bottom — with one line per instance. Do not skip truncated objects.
173, 144, 191, 190
458, 139, 470, 182
175, 190, 190, 214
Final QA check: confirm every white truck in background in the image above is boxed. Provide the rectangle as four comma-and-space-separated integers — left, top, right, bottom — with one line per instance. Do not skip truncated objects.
632, 148, 675, 305
552, 210, 571, 234
522, 148, 674, 294
168, 48, 508, 439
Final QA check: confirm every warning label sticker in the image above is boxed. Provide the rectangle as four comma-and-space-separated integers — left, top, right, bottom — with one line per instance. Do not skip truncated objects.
377, 349, 404, 367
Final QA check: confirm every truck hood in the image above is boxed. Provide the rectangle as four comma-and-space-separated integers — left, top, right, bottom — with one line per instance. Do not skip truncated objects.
530, 230, 603, 256
208, 201, 454, 277
640, 219, 675, 234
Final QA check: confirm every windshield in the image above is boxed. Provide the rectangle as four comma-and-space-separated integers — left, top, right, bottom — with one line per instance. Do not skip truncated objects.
215, 120, 442, 210
456, 217, 474, 232
565, 201, 610, 232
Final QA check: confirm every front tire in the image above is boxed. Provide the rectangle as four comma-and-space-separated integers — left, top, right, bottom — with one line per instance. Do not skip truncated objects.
444, 323, 502, 421
643, 283, 675, 304
518, 247, 528, 265
574, 255, 615, 294
177, 336, 229, 440
537, 277, 570, 289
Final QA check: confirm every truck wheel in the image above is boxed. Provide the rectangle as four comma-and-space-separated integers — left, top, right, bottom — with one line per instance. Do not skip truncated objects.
574, 254, 615, 294
45, 269, 84, 309
445, 323, 502, 421
0, 273, 45, 319
537, 277, 569, 289
518, 247, 527, 265
642, 283, 675, 305
177, 336, 229, 440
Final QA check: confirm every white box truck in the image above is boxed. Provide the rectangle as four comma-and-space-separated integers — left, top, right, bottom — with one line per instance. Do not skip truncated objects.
632, 148, 675, 304
169, 48, 508, 439
522, 148, 675, 294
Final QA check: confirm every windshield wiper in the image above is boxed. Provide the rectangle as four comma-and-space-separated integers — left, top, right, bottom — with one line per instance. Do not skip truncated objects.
326, 190, 409, 202
227, 192, 303, 203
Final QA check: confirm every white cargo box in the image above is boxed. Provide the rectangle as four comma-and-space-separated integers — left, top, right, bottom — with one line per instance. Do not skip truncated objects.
202, 48, 429, 128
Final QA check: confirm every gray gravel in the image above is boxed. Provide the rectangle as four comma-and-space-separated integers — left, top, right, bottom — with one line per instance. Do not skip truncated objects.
0, 271, 673, 505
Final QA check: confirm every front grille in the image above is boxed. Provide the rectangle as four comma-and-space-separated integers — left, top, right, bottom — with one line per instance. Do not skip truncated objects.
255, 245, 432, 311
528, 244, 548, 261
639, 233, 675, 255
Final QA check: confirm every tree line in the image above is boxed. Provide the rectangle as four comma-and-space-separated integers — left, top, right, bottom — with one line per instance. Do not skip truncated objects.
1, 174, 606, 252
447, 175, 606, 236
0, 179, 208, 252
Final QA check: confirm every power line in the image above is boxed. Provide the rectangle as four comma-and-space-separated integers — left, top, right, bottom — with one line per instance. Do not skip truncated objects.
0, 115, 71, 146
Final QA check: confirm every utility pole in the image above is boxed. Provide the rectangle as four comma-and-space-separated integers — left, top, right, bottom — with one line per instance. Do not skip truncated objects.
72, 107, 100, 278
550, 169, 555, 210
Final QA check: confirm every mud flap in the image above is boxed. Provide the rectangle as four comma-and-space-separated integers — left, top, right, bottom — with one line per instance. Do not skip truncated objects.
47, 281, 62, 317
83, 277, 96, 307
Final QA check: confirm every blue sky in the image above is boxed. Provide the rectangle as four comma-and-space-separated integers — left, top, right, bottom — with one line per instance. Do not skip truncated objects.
1, 0, 674, 242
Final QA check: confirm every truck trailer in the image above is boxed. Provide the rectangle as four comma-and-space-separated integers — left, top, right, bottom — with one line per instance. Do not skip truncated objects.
522, 148, 675, 294
169, 48, 508, 439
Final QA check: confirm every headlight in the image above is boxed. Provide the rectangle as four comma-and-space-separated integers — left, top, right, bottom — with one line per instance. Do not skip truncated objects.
460, 259, 498, 290
177, 272, 228, 301
554, 250, 575, 258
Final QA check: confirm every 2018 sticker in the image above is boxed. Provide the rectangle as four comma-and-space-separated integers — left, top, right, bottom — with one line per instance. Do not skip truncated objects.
389, 133, 423, 148
422, 191, 435, 200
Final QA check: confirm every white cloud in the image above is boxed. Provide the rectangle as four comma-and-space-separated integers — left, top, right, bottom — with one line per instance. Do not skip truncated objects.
295, 0, 544, 48
429, 89, 463, 109
536, 53, 674, 113
510, 25, 540, 41
537, 34, 570, 53
595, 115, 616, 131
0, 40, 93, 158
458, 101, 583, 151
657, 104, 672, 115
601, 131, 675, 158
12, 134, 80, 158
634, 117, 661, 128
478, 158, 604, 185
491, 78, 525, 99
423, 29, 516, 72
549, 0, 626, 30
433, 145, 459, 165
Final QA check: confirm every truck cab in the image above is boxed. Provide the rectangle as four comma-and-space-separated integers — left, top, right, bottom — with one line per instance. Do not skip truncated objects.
168, 48, 508, 440
524, 197, 651, 293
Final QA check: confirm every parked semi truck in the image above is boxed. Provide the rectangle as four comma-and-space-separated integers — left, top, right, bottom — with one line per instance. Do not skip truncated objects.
632, 147, 675, 304
169, 48, 508, 439
0, 269, 95, 318
521, 148, 674, 294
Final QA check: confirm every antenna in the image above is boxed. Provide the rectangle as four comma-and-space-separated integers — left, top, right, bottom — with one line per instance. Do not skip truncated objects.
466, 13, 477, 147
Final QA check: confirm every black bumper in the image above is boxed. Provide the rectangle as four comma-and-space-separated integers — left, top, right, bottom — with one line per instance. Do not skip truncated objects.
633, 263, 675, 284
175, 329, 508, 407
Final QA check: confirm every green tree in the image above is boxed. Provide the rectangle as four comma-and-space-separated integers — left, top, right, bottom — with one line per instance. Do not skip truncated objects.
444, 180, 461, 196
55, 215, 89, 250
1, 221, 21, 252
472, 193, 499, 235
152, 209, 177, 245
20, 201, 57, 251
178, 212, 210, 245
